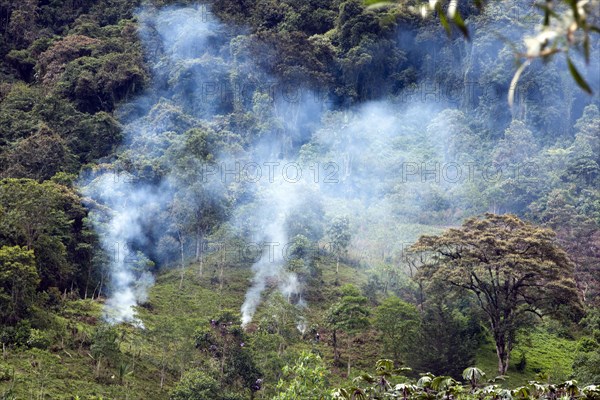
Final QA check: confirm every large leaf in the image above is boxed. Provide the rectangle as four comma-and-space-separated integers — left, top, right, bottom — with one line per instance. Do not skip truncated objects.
436, 2, 452, 37
375, 359, 394, 374
463, 367, 486, 384
567, 57, 593, 94
452, 11, 470, 40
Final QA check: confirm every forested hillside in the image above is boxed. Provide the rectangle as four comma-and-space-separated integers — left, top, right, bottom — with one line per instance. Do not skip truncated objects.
0, 0, 599, 399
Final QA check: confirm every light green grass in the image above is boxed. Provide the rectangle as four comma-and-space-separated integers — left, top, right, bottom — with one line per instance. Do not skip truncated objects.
475, 330, 578, 386
0, 256, 579, 399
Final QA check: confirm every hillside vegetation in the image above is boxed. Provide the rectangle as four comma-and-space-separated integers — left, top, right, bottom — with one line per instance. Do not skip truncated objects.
0, 0, 599, 399
0, 256, 590, 398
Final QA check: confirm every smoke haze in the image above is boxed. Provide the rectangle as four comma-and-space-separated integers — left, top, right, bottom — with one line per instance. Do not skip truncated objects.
78, 1, 599, 325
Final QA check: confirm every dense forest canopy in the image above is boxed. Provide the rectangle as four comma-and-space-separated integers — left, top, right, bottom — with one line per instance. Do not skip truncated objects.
0, 0, 599, 398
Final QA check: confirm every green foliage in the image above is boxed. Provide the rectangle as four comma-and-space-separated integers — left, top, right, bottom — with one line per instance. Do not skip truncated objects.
274, 351, 332, 400
412, 214, 582, 374
327, 217, 351, 256
194, 310, 261, 394
573, 319, 600, 385
0, 179, 90, 292
0, 363, 12, 382
366, 0, 599, 98
0, 246, 38, 324
284, 234, 322, 286
57, 51, 146, 113
327, 285, 370, 335
256, 292, 302, 343
0, 1, 144, 184
0, 83, 41, 144
26, 329, 50, 350
326, 284, 370, 374
286, 197, 325, 243
327, 217, 352, 284
413, 301, 480, 378
335, 359, 600, 400
475, 329, 578, 384
170, 369, 219, 400
463, 367, 485, 389
91, 324, 122, 370
373, 296, 420, 366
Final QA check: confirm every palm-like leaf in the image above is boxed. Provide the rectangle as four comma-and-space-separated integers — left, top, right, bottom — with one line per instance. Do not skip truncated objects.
417, 373, 434, 388
463, 367, 486, 389
583, 385, 600, 400
511, 386, 531, 399
430, 376, 458, 391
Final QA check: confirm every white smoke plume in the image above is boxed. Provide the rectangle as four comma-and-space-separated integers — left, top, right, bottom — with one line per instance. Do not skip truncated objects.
239, 174, 311, 325
78, 5, 224, 325
77, 1, 598, 327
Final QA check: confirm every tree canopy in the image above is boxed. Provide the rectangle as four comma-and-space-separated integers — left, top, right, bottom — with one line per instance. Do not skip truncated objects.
411, 213, 583, 374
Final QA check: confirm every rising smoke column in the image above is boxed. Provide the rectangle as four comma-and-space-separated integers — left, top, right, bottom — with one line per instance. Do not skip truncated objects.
238, 169, 311, 326
77, 1, 593, 327
82, 173, 165, 325
79, 3, 323, 325
79, 5, 227, 324
77, 3, 461, 326
239, 183, 294, 326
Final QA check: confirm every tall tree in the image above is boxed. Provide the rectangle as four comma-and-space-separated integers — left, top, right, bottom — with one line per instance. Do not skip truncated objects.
373, 296, 420, 367
90, 324, 122, 379
326, 284, 370, 376
0, 179, 75, 290
414, 298, 480, 378
410, 213, 582, 375
0, 245, 38, 324
326, 216, 351, 285
164, 126, 234, 275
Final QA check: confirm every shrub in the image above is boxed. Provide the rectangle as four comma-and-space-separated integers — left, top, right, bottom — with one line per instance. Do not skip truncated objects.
27, 329, 51, 349
0, 364, 13, 381
169, 369, 219, 400
516, 351, 527, 372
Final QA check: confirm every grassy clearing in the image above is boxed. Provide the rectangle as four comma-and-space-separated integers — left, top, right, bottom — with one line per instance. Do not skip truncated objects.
0, 255, 578, 399
475, 330, 578, 386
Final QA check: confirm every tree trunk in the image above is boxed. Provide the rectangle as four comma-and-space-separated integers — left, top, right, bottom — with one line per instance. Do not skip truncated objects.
219, 261, 224, 291
160, 352, 166, 389
92, 280, 100, 301
84, 262, 91, 299
132, 350, 137, 376
98, 271, 105, 299
497, 348, 509, 375
96, 356, 102, 378
347, 338, 352, 377
195, 228, 200, 261
200, 249, 204, 277
178, 231, 185, 290
220, 344, 226, 388
494, 332, 510, 375
335, 256, 340, 285
332, 330, 339, 362
196, 228, 204, 276
196, 230, 203, 276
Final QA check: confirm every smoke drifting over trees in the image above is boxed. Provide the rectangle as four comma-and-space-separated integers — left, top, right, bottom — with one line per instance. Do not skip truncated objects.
76, 2, 599, 326
2, 0, 598, 395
